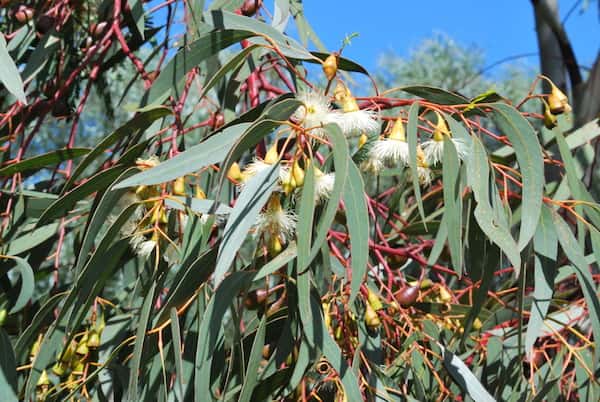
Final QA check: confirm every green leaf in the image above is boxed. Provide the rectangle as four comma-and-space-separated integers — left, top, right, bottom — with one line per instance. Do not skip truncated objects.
306, 123, 348, 264
115, 123, 251, 188
467, 136, 521, 272
526, 205, 558, 358
489, 103, 543, 250
6, 223, 58, 255
195, 272, 255, 398
0, 148, 90, 176
127, 282, 157, 402
296, 163, 316, 271
238, 316, 267, 402
21, 33, 60, 84
400, 86, 469, 105
143, 30, 255, 106
438, 342, 494, 402
2, 255, 34, 313
442, 137, 463, 274
0, 35, 26, 104
0, 329, 17, 402
214, 163, 279, 286
165, 196, 232, 215
343, 160, 369, 304
169, 308, 184, 397
407, 102, 426, 223
63, 106, 170, 193
38, 166, 126, 224
203, 10, 312, 60
553, 211, 600, 369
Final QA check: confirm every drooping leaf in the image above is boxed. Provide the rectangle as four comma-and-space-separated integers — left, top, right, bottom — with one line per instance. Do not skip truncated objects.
2, 255, 34, 313
0, 34, 26, 104
0, 148, 90, 176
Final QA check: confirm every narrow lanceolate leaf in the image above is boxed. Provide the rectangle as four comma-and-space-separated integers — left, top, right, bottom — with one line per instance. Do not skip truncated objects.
214, 163, 279, 286
442, 137, 463, 275
467, 136, 521, 272
195, 272, 255, 399
0, 148, 90, 176
407, 102, 426, 223
525, 204, 558, 359
438, 342, 495, 402
296, 163, 316, 271
306, 123, 348, 264
238, 316, 267, 402
63, 106, 171, 192
343, 160, 369, 304
2, 255, 34, 314
127, 282, 157, 402
490, 103, 543, 250
553, 211, 600, 369
0, 329, 18, 402
0, 35, 26, 104
143, 30, 255, 106
114, 123, 251, 188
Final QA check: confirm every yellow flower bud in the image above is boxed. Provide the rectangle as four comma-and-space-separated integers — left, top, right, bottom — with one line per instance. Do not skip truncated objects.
75, 339, 89, 356
366, 288, 383, 311
341, 96, 359, 113
52, 361, 68, 377
388, 117, 406, 142
264, 144, 279, 165
0, 309, 6, 326
358, 133, 368, 149
291, 161, 305, 187
268, 236, 283, 256
365, 303, 381, 329
227, 162, 242, 182
472, 317, 483, 330
438, 286, 452, 304
323, 302, 332, 330
152, 206, 168, 225
433, 112, 450, 142
334, 81, 351, 103
87, 329, 101, 349
37, 370, 50, 387
322, 54, 338, 81
543, 105, 558, 129
173, 177, 186, 196
547, 82, 571, 115
281, 173, 296, 195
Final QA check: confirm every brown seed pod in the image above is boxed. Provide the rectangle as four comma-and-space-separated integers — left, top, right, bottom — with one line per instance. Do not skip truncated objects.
36, 15, 55, 35
241, 0, 262, 16
13, 5, 34, 23
395, 286, 419, 307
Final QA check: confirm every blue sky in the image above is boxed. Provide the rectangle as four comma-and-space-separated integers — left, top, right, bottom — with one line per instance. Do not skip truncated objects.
299, 0, 599, 74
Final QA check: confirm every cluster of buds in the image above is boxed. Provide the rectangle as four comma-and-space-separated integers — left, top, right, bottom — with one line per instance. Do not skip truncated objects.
542, 79, 572, 129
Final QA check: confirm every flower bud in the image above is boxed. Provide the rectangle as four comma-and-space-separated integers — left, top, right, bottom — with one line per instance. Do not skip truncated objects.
75, 339, 89, 356
358, 133, 368, 149
543, 105, 557, 129
87, 329, 101, 349
227, 162, 242, 182
291, 160, 305, 187
14, 5, 33, 24
322, 54, 338, 81
433, 112, 450, 142
547, 82, 571, 115
0, 309, 6, 327
472, 317, 483, 330
173, 177, 186, 196
366, 288, 383, 311
264, 145, 279, 164
388, 117, 406, 142
268, 235, 283, 256
281, 173, 296, 195
438, 286, 452, 303
364, 303, 381, 329
52, 361, 68, 377
37, 370, 50, 387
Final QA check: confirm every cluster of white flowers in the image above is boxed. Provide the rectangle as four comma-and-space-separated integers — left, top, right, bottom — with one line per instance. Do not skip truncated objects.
292, 87, 378, 138
359, 112, 470, 185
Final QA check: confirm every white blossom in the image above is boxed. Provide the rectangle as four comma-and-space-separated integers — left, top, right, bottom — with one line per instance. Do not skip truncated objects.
337, 110, 379, 136
369, 138, 410, 167
255, 195, 297, 243
314, 171, 335, 203
422, 137, 469, 166
293, 92, 341, 137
